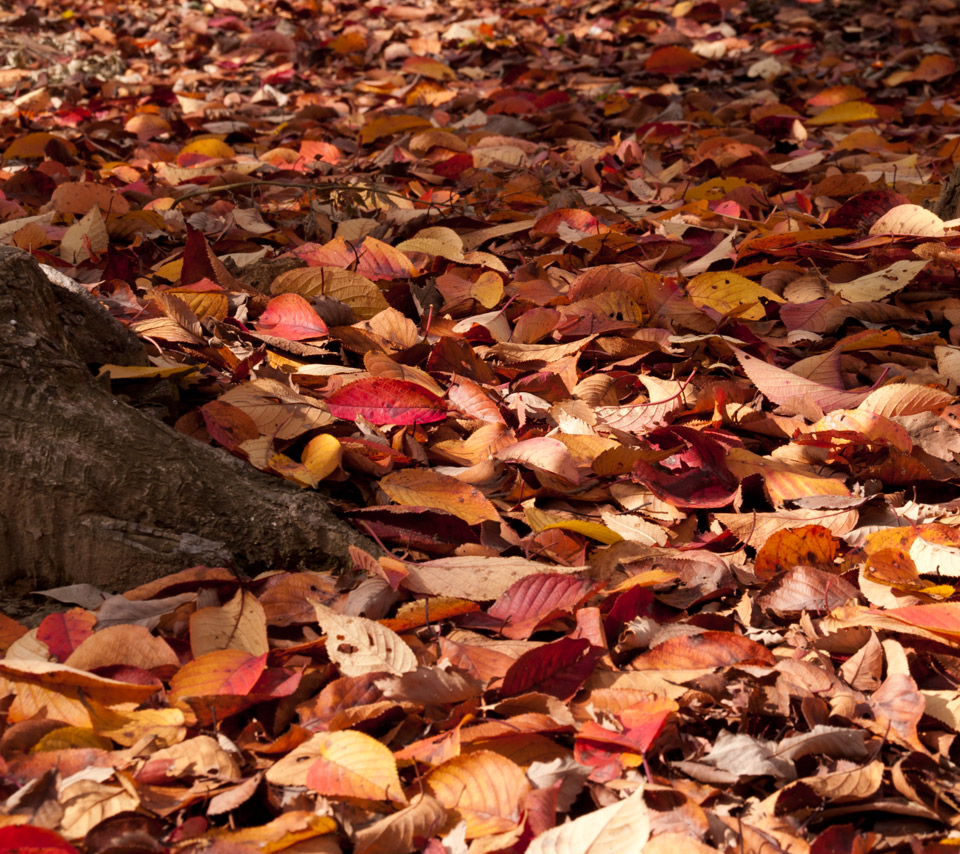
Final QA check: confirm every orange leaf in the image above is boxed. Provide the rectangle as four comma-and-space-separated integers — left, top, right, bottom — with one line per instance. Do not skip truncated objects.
630, 631, 775, 670
754, 525, 841, 582
51, 182, 130, 215
380, 468, 500, 525
305, 730, 407, 803
168, 650, 268, 702
644, 46, 705, 75
426, 750, 530, 838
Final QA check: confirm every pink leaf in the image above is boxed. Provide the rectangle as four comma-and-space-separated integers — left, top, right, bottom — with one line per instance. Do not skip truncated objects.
257, 293, 329, 341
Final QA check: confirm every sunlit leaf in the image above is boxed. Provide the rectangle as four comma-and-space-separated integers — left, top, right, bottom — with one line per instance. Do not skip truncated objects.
256, 293, 329, 340
426, 750, 530, 838
313, 602, 418, 676
327, 377, 447, 425
808, 101, 879, 125
305, 730, 407, 803
526, 784, 650, 854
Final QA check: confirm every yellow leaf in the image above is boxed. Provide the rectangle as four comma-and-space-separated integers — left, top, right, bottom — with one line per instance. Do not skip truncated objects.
302, 433, 342, 482
98, 364, 199, 381
5, 132, 76, 159
380, 469, 500, 525
361, 114, 433, 144
31, 726, 112, 752
686, 271, 784, 321
154, 258, 184, 282
808, 101, 878, 125
166, 287, 230, 321
306, 730, 407, 802
523, 502, 623, 544
180, 137, 235, 159
541, 519, 623, 544
684, 176, 750, 201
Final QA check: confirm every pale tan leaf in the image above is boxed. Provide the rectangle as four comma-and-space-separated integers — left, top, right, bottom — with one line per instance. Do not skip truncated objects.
830, 259, 929, 302
207, 772, 263, 816
489, 336, 595, 365
60, 205, 109, 264
869, 204, 945, 237
137, 734, 242, 781
495, 437, 581, 485
909, 536, 960, 577
219, 378, 333, 440
526, 784, 650, 854
921, 690, 960, 731
797, 760, 883, 801
64, 624, 179, 671
402, 556, 586, 600
354, 794, 447, 854
713, 508, 858, 548
397, 226, 465, 261
190, 589, 269, 657
839, 631, 883, 691
58, 776, 139, 840
313, 603, 418, 676
856, 384, 954, 418
130, 316, 205, 345
154, 291, 203, 337
375, 666, 483, 705
935, 346, 960, 384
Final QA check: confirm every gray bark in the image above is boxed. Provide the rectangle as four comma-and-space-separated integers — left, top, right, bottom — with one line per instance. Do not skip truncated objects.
0, 246, 371, 613
935, 165, 960, 220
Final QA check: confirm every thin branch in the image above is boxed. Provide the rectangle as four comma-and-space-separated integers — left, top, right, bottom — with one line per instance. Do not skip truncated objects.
171, 178, 463, 211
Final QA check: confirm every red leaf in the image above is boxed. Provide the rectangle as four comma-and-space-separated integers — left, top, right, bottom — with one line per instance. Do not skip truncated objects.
256, 293, 329, 341
182, 225, 242, 290
574, 696, 678, 781
632, 426, 739, 509
36, 609, 96, 663
500, 637, 604, 701
828, 189, 909, 232
327, 377, 447, 425
201, 400, 260, 452
0, 826, 79, 853
488, 573, 603, 639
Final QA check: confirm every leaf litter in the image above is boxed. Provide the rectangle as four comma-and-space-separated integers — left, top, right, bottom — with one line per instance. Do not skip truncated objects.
6, 0, 960, 850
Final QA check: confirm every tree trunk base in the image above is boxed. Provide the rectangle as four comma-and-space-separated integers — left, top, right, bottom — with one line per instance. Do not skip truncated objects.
0, 247, 372, 613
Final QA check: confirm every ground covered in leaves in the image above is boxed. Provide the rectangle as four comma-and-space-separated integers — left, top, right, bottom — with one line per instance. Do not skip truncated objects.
7, 0, 960, 851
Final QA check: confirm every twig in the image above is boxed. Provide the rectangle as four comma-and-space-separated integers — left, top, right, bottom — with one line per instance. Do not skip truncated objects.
170, 178, 463, 211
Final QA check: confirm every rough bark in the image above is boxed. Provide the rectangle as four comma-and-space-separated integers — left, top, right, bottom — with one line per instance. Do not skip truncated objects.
934, 164, 960, 220
0, 246, 372, 611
